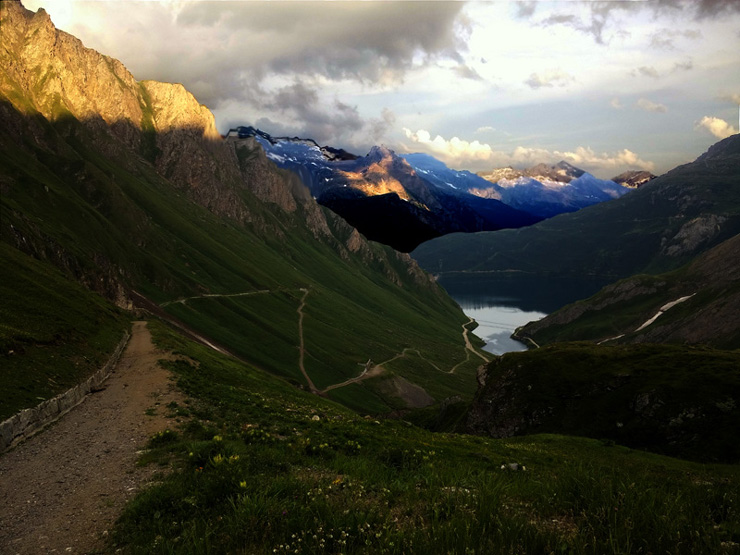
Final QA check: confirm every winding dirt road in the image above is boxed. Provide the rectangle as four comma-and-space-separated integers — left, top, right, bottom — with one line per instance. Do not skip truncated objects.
0, 322, 184, 554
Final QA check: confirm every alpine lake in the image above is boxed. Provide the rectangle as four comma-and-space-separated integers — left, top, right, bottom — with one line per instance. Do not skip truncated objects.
439, 274, 610, 355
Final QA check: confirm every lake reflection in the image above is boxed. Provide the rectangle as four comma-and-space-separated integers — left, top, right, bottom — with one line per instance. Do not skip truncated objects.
460, 303, 546, 355
440, 274, 610, 355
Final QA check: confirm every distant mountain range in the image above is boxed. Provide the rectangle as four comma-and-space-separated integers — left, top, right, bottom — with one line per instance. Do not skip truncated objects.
414, 134, 740, 281
234, 127, 636, 251
407, 155, 634, 219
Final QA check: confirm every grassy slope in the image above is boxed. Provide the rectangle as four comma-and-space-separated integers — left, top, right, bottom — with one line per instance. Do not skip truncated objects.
413, 134, 740, 282
0, 105, 481, 415
111, 321, 740, 554
0, 243, 128, 420
518, 231, 740, 348
468, 343, 740, 463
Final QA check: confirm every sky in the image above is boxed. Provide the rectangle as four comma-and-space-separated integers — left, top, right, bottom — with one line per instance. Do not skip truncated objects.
24, 0, 740, 178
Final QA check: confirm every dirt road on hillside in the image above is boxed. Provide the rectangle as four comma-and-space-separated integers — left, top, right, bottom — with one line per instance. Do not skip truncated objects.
0, 321, 185, 554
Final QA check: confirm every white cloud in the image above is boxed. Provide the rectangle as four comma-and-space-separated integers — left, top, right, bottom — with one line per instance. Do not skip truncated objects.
524, 70, 575, 89
695, 116, 738, 139
610, 97, 624, 109
402, 128, 493, 164
636, 98, 669, 112
401, 129, 655, 175
476, 126, 495, 133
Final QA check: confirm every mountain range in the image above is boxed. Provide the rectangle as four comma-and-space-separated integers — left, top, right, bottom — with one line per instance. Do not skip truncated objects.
471, 159, 635, 218
239, 127, 635, 251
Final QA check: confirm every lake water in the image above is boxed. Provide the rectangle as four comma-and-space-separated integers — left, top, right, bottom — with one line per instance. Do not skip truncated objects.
439, 274, 610, 355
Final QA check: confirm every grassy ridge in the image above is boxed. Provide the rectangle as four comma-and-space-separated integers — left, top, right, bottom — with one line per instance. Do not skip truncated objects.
0, 243, 128, 420
112, 321, 740, 554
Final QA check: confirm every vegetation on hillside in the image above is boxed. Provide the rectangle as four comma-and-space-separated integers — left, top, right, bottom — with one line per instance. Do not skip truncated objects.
0, 243, 128, 420
111, 321, 740, 554
0, 99, 483, 414
467, 342, 740, 463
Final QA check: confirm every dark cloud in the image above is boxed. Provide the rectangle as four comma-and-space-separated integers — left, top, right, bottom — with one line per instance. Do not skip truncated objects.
176, 1, 466, 84
672, 59, 694, 72
688, 0, 740, 19
524, 0, 739, 44
231, 80, 394, 148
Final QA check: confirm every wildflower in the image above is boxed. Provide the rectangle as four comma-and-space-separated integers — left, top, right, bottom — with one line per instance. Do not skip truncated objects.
213, 435, 223, 442
213, 454, 224, 465
239, 481, 247, 489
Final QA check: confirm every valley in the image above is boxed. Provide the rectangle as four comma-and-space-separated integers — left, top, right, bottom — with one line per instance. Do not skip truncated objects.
1, 1, 739, 553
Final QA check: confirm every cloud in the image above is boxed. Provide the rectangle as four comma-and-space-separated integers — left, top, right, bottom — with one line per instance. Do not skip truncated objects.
476, 126, 495, 134
237, 81, 389, 148
672, 59, 694, 72
452, 64, 483, 81
691, 0, 740, 19
610, 97, 624, 109
695, 116, 738, 139
61, 1, 467, 114
175, 1, 467, 87
525, 1, 738, 45
633, 66, 660, 79
515, 1, 537, 19
636, 98, 669, 113
718, 93, 740, 105
524, 70, 575, 89
401, 129, 655, 175
649, 28, 703, 49
369, 108, 396, 143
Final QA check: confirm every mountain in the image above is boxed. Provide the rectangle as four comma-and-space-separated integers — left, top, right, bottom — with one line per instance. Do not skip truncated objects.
240, 129, 540, 251
471, 160, 633, 219
413, 134, 740, 284
515, 230, 740, 349
612, 169, 656, 188
0, 0, 486, 415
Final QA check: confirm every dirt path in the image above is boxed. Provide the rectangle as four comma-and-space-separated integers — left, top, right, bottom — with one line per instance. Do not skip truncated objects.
0, 321, 185, 554
296, 288, 319, 393
450, 318, 491, 373
323, 318, 493, 393
322, 361, 386, 393
159, 289, 271, 308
